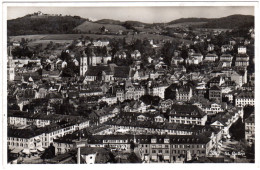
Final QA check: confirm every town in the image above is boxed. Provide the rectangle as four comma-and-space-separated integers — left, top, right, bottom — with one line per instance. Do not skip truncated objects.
7, 10, 255, 164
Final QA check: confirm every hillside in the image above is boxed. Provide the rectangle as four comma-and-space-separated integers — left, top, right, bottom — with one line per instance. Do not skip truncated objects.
167, 18, 213, 25
166, 22, 207, 28
7, 14, 254, 36
7, 15, 86, 36
74, 20, 128, 33
167, 15, 254, 29
95, 19, 123, 25
200, 15, 254, 29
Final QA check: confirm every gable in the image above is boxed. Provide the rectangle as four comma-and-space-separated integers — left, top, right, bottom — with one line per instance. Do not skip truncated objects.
211, 120, 224, 126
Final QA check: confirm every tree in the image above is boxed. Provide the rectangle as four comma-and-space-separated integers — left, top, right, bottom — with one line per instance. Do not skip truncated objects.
161, 41, 178, 66
139, 95, 161, 106
128, 152, 142, 163
100, 26, 106, 33
60, 50, 71, 62
130, 141, 135, 150
8, 104, 20, 111
40, 143, 55, 161
229, 117, 245, 140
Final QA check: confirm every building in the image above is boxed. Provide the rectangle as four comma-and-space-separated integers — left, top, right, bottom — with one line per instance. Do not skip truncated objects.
238, 46, 247, 54
235, 91, 254, 107
245, 112, 255, 146
148, 135, 212, 163
98, 95, 117, 105
148, 84, 168, 99
204, 54, 218, 62
160, 99, 174, 112
93, 40, 109, 47
171, 56, 184, 65
221, 45, 233, 53
208, 86, 222, 102
210, 108, 243, 137
8, 128, 45, 155
80, 51, 90, 76
207, 44, 215, 52
235, 54, 249, 67
131, 50, 141, 60
208, 76, 225, 88
7, 54, 15, 81
186, 57, 199, 65
168, 105, 207, 125
114, 51, 127, 59
54, 134, 214, 163
191, 53, 203, 63
175, 86, 193, 102
219, 54, 233, 67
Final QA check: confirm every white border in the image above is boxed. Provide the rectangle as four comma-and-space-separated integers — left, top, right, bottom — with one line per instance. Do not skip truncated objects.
1, 1, 259, 170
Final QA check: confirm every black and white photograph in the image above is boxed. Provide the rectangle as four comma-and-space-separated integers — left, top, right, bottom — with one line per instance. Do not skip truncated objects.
1, 1, 258, 167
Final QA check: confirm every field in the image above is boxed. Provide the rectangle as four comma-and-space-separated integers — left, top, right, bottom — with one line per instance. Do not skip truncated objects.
9, 32, 192, 46
74, 20, 128, 33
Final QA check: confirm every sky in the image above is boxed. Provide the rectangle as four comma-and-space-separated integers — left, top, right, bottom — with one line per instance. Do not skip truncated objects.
7, 6, 254, 23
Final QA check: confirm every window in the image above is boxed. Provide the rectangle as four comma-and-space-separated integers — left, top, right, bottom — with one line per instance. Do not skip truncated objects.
165, 150, 169, 153
159, 150, 162, 153
152, 150, 156, 153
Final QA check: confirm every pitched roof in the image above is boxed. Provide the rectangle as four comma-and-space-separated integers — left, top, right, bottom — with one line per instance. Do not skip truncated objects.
85, 66, 111, 76
114, 66, 130, 78
210, 85, 221, 91
169, 104, 206, 118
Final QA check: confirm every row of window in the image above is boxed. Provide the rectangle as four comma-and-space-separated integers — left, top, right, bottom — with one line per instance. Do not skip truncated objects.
150, 144, 205, 149
8, 142, 28, 147
151, 149, 205, 154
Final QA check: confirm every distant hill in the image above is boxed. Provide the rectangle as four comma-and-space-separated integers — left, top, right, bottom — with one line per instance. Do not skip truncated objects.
167, 18, 213, 25
7, 15, 86, 36
8, 14, 254, 36
200, 15, 254, 29
74, 20, 128, 33
166, 22, 208, 28
167, 15, 254, 29
95, 19, 123, 25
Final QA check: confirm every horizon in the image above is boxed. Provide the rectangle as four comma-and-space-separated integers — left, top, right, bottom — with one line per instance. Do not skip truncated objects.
7, 6, 254, 23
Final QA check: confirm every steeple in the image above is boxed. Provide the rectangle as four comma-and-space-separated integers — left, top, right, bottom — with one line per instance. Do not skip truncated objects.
80, 50, 88, 76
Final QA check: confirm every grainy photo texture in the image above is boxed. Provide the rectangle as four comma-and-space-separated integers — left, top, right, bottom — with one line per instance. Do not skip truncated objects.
6, 6, 255, 164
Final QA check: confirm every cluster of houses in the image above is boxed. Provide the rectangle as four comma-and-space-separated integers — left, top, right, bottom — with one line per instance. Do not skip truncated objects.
7, 26, 255, 163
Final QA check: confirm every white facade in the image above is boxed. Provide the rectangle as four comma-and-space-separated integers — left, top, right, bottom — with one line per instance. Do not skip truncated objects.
238, 46, 247, 54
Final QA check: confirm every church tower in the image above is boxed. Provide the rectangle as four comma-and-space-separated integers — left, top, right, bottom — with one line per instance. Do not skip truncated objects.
91, 49, 97, 66
7, 46, 15, 81
80, 50, 88, 76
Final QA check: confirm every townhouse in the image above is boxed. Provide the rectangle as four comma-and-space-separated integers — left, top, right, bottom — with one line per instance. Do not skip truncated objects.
8, 118, 90, 150
168, 104, 207, 125
210, 107, 243, 137
208, 85, 222, 102
175, 86, 193, 102
235, 54, 249, 67
245, 112, 255, 146
235, 91, 254, 107
148, 83, 169, 99
204, 53, 218, 62
53, 134, 215, 163
219, 54, 233, 67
